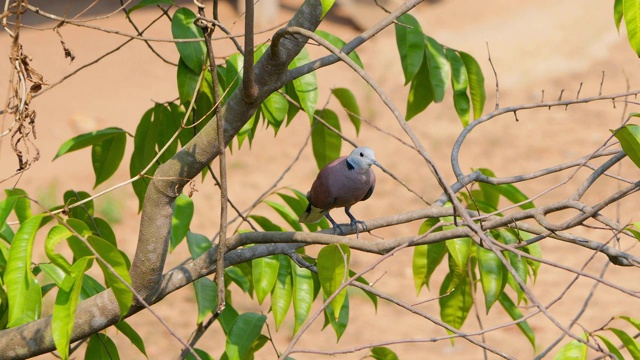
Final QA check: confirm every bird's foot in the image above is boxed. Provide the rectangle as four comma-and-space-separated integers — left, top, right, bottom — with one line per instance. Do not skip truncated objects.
325, 213, 346, 236
350, 219, 367, 239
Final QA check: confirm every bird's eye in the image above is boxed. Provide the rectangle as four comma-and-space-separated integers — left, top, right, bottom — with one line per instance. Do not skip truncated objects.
359, 152, 364, 157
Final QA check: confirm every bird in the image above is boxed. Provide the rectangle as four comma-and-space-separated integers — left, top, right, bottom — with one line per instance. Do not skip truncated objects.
299, 146, 378, 236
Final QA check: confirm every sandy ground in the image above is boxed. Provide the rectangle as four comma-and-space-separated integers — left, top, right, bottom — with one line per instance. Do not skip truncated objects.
2, 0, 640, 359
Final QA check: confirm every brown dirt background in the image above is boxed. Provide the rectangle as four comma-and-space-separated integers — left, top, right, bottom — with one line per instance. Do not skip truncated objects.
2, 0, 640, 359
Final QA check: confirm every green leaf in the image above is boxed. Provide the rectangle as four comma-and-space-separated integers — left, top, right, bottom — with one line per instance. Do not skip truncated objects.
499, 230, 528, 304
114, 320, 148, 357
615, 0, 624, 32
39, 263, 66, 288
477, 246, 503, 313
0, 196, 17, 240
224, 54, 243, 104
261, 92, 288, 134
63, 190, 94, 225
459, 52, 485, 120
424, 36, 450, 103
405, 57, 433, 121
498, 293, 535, 348
370, 346, 399, 360
85, 333, 120, 360
194, 277, 217, 324
350, 270, 378, 310
446, 237, 472, 269
5, 189, 32, 224
292, 260, 314, 334
317, 244, 350, 318
412, 218, 447, 293
331, 88, 361, 134
395, 14, 425, 84
284, 82, 301, 125
623, 0, 640, 56
609, 327, 640, 359
53, 257, 93, 360
5, 214, 43, 327
186, 348, 215, 360
249, 215, 285, 232
289, 48, 318, 121
446, 48, 471, 127
498, 183, 534, 210
595, 335, 624, 360
45, 225, 74, 274
130, 108, 159, 212
271, 254, 292, 330
177, 59, 202, 105
264, 200, 303, 231
170, 194, 194, 252
171, 7, 206, 72
252, 255, 280, 304
553, 333, 588, 360
128, 0, 173, 14
320, 0, 335, 18
619, 315, 640, 331
88, 236, 133, 318
316, 31, 363, 69
154, 103, 180, 163
323, 293, 349, 340
225, 313, 267, 360
311, 109, 342, 170
186, 231, 212, 260
226, 263, 253, 295
53, 127, 127, 160
439, 272, 472, 337
614, 124, 640, 169
92, 131, 126, 188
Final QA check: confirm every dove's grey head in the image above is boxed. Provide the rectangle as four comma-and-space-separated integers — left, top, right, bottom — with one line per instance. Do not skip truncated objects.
347, 147, 378, 171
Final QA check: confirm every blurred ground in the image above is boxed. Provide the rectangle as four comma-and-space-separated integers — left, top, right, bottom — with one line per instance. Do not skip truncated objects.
2, 0, 640, 359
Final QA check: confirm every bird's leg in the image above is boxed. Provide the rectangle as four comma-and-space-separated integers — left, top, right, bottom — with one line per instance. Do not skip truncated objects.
324, 212, 345, 235
345, 207, 366, 238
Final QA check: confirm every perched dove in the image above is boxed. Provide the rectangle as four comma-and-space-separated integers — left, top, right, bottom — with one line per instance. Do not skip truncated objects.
299, 147, 378, 236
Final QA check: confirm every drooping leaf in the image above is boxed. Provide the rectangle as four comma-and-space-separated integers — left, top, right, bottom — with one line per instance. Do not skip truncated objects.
446, 237, 472, 269
608, 327, 640, 359
185, 348, 215, 360
498, 183, 534, 210
88, 236, 133, 318
261, 92, 288, 134
459, 51, 485, 120
332, 88, 361, 134
114, 320, 148, 357
85, 333, 120, 360
52, 257, 93, 360
225, 313, 267, 360
395, 13, 425, 84
271, 254, 293, 330
317, 244, 350, 318
130, 108, 159, 212
194, 277, 217, 324
316, 30, 363, 68
249, 215, 285, 232
170, 194, 194, 252
477, 246, 503, 313
445, 48, 471, 127
92, 131, 126, 188
292, 260, 314, 334
289, 48, 318, 121
405, 57, 433, 121
614, 124, 640, 169
499, 293, 535, 347
186, 231, 211, 260
63, 190, 94, 226
439, 272, 473, 338
623, 0, 640, 57
323, 293, 349, 340
45, 225, 74, 274
171, 7, 206, 72
252, 255, 280, 304
5, 189, 32, 224
311, 109, 342, 170
412, 218, 447, 293
154, 103, 181, 164
53, 127, 127, 160
264, 200, 303, 231
320, 0, 335, 18
595, 335, 625, 360
424, 36, 450, 103
5, 214, 44, 328
615, 0, 624, 32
